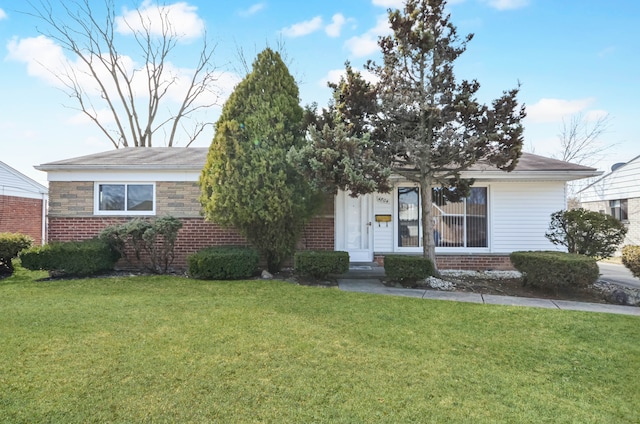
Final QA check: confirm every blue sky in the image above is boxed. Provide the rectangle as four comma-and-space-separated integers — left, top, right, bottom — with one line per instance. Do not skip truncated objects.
1, 0, 638, 185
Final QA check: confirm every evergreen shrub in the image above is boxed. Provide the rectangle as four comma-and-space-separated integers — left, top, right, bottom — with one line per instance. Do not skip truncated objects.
0, 232, 33, 276
187, 246, 259, 280
20, 239, 119, 277
384, 255, 435, 283
545, 208, 627, 259
509, 250, 599, 290
621, 245, 640, 278
294, 251, 349, 279
98, 216, 183, 273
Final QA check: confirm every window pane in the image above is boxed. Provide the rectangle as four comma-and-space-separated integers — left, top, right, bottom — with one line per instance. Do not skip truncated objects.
433, 189, 465, 247
127, 185, 154, 211
466, 187, 487, 247
621, 199, 628, 221
99, 184, 125, 211
398, 187, 419, 247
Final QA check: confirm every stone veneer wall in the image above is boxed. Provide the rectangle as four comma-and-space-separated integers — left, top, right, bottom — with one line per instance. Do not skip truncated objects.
0, 195, 45, 245
47, 181, 335, 269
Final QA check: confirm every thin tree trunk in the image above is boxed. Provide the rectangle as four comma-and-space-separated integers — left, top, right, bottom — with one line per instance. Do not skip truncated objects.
420, 173, 439, 275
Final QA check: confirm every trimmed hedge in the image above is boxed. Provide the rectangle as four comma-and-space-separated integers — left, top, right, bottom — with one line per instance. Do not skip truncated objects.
0, 232, 33, 277
384, 255, 435, 283
622, 245, 640, 278
294, 251, 349, 279
188, 246, 259, 280
510, 250, 599, 290
19, 239, 120, 277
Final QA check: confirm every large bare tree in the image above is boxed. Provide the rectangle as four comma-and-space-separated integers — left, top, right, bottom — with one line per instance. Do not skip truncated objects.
555, 112, 614, 207
556, 112, 613, 167
27, 0, 221, 148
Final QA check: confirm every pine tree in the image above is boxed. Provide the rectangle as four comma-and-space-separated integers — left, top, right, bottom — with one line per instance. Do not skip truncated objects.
290, 63, 391, 196
200, 48, 318, 272
369, 0, 526, 267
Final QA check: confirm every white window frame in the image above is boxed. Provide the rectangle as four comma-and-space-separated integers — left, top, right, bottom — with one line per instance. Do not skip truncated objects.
393, 184, 490, 253
94, 182, 156, 216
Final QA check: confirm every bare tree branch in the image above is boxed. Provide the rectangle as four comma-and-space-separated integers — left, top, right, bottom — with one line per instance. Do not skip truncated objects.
556, 112, 615, 166
25, 0, 220, 148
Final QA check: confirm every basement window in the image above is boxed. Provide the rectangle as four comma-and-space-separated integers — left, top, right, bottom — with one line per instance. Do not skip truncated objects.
95, 183, 155, 215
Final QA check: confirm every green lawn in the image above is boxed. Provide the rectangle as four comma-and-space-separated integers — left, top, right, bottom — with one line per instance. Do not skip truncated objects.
1, 266, 638, 423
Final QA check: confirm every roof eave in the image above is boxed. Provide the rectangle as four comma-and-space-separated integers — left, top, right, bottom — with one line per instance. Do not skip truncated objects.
34, 164, 203, 172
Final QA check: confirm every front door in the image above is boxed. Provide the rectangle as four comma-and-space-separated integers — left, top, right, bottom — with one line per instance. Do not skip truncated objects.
343, 193, 373, 262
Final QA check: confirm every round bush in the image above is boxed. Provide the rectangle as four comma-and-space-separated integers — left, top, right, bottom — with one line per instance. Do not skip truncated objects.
384, 255, 435, 284
188, 246, 259, 280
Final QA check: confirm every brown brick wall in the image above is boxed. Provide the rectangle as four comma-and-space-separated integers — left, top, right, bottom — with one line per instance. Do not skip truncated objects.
374, 254, 514, 271
48, 215, 335, 269
0, 195, 45, 245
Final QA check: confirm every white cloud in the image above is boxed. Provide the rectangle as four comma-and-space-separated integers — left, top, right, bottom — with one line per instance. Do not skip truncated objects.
345, 14, 391, 57
281, 16, 323, 38
483, 0, 529, 10
325, 14, 347, 38
0, 8, 7, 20
526, 98, 596, 123
6, 36, 68, 87
372, 0, 404, 8
320, 67, 379, 87
239, 3, 266, 17
584, 109, 609, 122
116, 0, 205, 40
68, 108, 116, 126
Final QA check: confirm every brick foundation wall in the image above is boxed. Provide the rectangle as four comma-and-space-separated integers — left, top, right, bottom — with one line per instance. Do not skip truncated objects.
49, 215, 335, 269
374, 254, 514, 271
0, 195, 45, 245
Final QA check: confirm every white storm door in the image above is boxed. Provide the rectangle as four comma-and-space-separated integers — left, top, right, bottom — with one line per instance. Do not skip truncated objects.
344, 193, 373, 262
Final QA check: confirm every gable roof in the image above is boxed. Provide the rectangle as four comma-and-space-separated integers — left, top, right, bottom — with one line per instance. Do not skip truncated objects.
0, 161, 48, 199
35, 147, 207, 171
36, 147, 601, 182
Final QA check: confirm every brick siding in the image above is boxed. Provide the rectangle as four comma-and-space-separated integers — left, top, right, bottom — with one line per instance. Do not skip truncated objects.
49, 215, 335, 270
0, 194, 45, 245
374, 253, 514, 271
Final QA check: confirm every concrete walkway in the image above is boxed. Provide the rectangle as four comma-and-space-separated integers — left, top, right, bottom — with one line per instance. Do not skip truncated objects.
597, 261, 640, 290
337, 272, 640, 317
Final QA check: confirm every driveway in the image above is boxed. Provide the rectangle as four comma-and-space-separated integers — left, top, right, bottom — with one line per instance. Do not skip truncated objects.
598, 262, 640, 290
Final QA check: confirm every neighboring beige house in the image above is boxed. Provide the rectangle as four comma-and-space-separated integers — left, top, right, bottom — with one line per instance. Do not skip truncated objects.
579, 154, 640, 248
36, 148, 600, 270
0, 161, 48, 245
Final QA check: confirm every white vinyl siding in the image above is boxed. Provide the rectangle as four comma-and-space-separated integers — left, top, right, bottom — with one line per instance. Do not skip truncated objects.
0, 162, 48, 200
490, 181, 566, 252
579, 156, 640, 202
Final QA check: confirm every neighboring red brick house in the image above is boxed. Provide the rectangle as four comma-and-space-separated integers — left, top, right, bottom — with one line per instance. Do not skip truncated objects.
0, 161, 48, 245
36, 148, 600, 270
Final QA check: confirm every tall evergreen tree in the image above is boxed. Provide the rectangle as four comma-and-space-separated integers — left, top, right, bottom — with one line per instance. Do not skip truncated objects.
293, 0, 525, 270
290, 63, 391, 196
200, 48, 318, 271
368, 0, 526, 266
